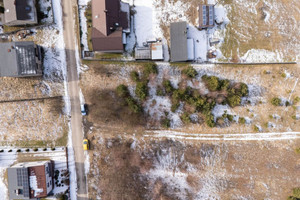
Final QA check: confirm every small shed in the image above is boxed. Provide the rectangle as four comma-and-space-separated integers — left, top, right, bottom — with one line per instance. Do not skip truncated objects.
135, 47, 151, 60
187, 38, 195, 60
151, 43, 163, 60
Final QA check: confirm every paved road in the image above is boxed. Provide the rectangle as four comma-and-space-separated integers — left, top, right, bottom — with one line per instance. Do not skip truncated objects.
61, 0, 88, 199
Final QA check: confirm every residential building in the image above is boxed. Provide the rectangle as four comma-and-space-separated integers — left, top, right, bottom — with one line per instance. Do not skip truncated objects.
199, 4, 214, 29
7, 160, 54, 200
170, 21, 188, 62
0, 41, 43, 77
91, 0, 130, 52
3, 0, 38, 26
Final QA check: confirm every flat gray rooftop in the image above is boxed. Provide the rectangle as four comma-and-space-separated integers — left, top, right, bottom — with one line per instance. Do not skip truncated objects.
0, 41, 39, 77
170, 21, 188, 62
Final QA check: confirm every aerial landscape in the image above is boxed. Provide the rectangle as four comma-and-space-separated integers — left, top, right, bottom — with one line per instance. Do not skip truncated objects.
0, 0, 299, 199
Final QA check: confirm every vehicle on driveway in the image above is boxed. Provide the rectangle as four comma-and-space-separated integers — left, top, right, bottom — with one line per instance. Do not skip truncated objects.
83, 139, 89, 150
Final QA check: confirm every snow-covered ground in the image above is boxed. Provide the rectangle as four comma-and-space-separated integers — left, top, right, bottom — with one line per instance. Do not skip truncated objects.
38, 0, 54, 23
146, 130, 300, 141
0, 151, 16, 199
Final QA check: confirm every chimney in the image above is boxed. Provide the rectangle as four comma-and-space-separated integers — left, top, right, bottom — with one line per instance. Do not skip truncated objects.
7, 49, 11, 52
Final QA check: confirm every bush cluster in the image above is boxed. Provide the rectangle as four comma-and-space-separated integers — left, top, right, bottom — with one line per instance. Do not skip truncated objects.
182, 66, 198, 78
239, 117, 246, 124
126, 97, 142, 113
161, 117, 170, 128
156, 86, 165, 96
143, 63, 158, 78
116, 84, 143, 113
287, 188, 300, 200
227, 95, 241, 107
202, 75, 220, 91
205, 113, 215, 128
181, 112, 191, 124
271, 97, 281, 106
116, 84, 129, 98
171, 102, 180, 112
130, 71, 139, 82
162, 80, 174, 94
222, 112, 233, 122
135, 82, 148, 101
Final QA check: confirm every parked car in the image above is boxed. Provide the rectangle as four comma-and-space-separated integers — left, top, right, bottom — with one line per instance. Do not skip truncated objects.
81, 104, 88, 116
83, 139, 89, 150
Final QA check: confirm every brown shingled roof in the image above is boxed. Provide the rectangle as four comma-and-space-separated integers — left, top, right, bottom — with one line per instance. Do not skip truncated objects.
91, 0, 128, 52
28, 165, 47, 199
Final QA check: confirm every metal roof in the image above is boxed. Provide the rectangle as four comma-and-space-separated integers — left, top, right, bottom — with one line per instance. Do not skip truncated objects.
135, 47, 151, 60
170, 21, 188, 62
0, 41, 41, 77
8, 168, 30, 199
151, 43, 163, 60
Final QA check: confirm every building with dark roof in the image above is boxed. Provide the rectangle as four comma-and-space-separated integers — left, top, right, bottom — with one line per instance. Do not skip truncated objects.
7, 160, 54, 200
0, 41, 43, 77
91, 0, 130, 52
170, 21, 188, 62
199, 4, 214, 29
3, 0, 38, 26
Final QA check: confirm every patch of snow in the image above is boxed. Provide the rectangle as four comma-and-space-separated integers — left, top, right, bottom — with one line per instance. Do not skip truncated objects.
146, 130, 300, 141
84, 151, 90, 175
241, 49, 283, 63
187, 26, 208, 62
29, 176, 44, 197
263, 10, 270, 23
0, 151, 17, 200
38, 0, 54, 23
215, 5, 229, 24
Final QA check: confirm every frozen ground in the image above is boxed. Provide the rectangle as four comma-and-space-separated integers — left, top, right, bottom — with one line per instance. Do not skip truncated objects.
220, 0, 300, 62
86, 133, 300, 200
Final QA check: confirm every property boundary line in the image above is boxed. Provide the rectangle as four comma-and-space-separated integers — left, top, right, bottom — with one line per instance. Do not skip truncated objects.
0, 96, 63, 103
81, 58, 297, 65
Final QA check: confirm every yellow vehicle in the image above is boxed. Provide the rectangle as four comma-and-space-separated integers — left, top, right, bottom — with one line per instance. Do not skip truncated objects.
83, 139, 89, 150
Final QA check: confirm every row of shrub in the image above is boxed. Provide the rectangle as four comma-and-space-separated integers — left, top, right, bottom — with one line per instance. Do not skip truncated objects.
271, 96, 300, 106
157, 75, 249, 127
0, 147, 56, 153
117, 65, 249, 128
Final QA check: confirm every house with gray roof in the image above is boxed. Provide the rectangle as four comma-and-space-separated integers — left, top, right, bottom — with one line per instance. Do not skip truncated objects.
2, 0, 38, 26
7, 160, 54, 200
0, 41, 43, 77
170, 21, 188, 62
